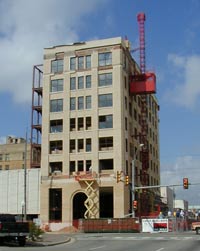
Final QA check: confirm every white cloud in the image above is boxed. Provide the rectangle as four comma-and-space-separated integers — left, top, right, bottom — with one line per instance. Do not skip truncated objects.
0, 0, 109, 104
161, 155, 200, 204
165, 54, 200, 109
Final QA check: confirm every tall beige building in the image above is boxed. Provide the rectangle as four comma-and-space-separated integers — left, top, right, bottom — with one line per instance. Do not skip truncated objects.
33, 37, 160, 230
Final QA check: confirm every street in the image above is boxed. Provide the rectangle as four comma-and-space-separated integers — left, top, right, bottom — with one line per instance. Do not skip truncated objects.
0, 232, 200, 251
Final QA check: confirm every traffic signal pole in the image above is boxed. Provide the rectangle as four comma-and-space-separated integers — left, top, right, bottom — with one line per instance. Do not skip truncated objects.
133, 181, 200, 191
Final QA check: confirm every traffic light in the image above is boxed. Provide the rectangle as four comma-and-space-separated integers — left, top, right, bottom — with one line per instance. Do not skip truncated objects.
125, 175, 129, 185
117, 171, 121, 183
133, 200, 138, 210
183, 178, 189, 189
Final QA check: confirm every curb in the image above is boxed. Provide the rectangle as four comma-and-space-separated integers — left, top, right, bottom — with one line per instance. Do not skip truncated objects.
26, 237, 71, 247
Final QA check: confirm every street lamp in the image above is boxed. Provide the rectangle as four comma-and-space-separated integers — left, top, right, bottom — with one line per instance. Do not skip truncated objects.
131, 143, 144, 218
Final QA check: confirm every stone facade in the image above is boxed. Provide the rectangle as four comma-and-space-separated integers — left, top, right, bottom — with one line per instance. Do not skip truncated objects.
39, 37, 160, 230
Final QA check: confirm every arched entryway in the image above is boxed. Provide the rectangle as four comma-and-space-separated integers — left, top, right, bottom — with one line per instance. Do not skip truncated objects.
73, 192, 87, 228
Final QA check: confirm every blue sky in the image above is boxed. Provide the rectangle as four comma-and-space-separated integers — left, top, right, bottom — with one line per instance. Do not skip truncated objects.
0, 0, 200, 205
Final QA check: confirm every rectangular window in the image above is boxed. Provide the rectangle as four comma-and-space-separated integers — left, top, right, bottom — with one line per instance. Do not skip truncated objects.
70, 161, 75, 174
86, 96, 91, 109
5, 154, 9, 161
126, 139, 128, 152
0, 154, 2, 161
78, 96, 84, 110
50, 119, 63, 133
70, 97, 76, 110
99, 159, 113, 170
98, 94, 112, 107
5, 165, 9, 170
50, 99, 63, 112
99, 137, 113, 150
134, 109, 137, 121
0, 165, 2, 170
51, 59, 63, 73
98, 52, 112, 66
129, 102, 132, 116
99, 115, 113, 129
78, 160, 84, 172
98, 73, 112, 87
22, 152, 25, 160
125, 117, 127, 131
70, 77, 76, 90
86, 75, 91, 88
70, 57, 76, 70
86, 160, 92, 172
78, 117, 84, 131
70, 118, 76, 131
78, 139, 84, 152
50, 79, 63, 92
78, 76, 84, 89
124, 76, 127, 89
50, 140, 63, 154
86, 138, 92, 152
70, 139, 76, 153
86, 55, 91, 69
125, 96, 127, 110
78, 56, 84, 70
50, 162, 62, 174
49, 189, 62, 221
86, 117, 92, 130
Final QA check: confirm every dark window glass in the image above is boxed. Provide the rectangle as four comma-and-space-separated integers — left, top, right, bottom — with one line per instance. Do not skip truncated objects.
51, 60, 63, 73
86, 138, 92, 152
98, 94, 112, 107
50, 99, 63, 112
50, 119, 63, 133
86, 75, 91, 88
98, 73, 112, 87
99, 137, 113, 150
86, 55, 91, 69
70, 97, 76, 110
78, 96, 84, 110
49, 189, 62, 221
70, 161, 75, 173
98, 52, 112, 66
99, 115, 113, 129
78, 76, 84, 89
50, 79, 63, 92
78, 56, 84, 70
86, 96, 91, 109
70, 77, 76, 90
70, 57, 76, 70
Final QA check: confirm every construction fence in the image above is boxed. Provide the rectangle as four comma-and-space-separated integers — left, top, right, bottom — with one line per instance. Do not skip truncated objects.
79, 218, 140, 233
77, 217, 189, 233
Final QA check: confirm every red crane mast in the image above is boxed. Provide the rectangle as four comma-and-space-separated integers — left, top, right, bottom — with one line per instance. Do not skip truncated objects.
130, 13, 156, 216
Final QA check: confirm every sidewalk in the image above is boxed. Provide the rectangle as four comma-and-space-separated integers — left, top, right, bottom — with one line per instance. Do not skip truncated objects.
27, 232, 71, 246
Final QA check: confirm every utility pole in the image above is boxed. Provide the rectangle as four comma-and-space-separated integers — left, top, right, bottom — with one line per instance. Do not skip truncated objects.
24, 129, 27, 221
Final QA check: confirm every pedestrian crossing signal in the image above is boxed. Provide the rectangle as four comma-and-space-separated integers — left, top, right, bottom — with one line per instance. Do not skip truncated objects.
133, 200, 138, 210
183, 178, 189, 189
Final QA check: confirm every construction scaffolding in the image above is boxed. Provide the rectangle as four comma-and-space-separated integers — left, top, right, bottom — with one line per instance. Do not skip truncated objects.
75, 172, 99, 219
30, 65, 43, 168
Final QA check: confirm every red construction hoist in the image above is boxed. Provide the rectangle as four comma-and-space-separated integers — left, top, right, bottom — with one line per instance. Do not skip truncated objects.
130, 13, 156, 216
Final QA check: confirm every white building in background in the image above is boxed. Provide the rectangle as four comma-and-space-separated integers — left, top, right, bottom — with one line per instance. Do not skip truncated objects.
160, 186, 174, 211
174, 199, 188, 211
0, 169, 40, 218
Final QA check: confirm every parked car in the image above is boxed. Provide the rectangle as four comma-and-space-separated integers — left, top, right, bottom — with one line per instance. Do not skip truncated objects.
0, 214, 29, 246
191, 221, 200, 234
